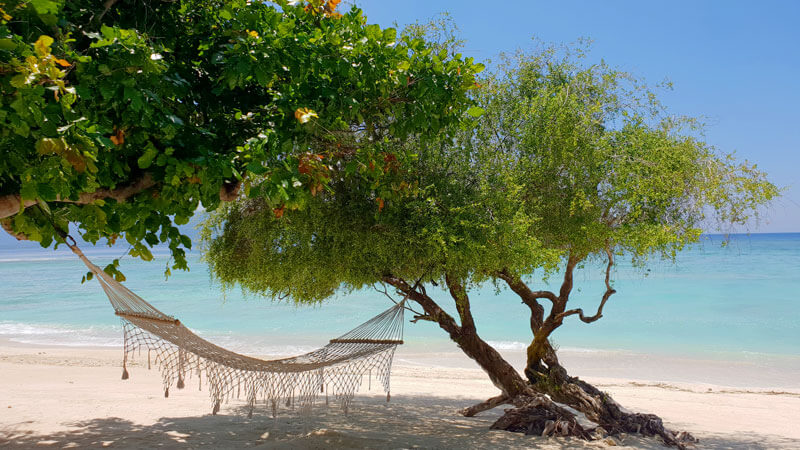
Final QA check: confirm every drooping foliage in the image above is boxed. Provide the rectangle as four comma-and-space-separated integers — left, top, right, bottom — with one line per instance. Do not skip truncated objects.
0, 0, 483, 274
204, 43, 778, 301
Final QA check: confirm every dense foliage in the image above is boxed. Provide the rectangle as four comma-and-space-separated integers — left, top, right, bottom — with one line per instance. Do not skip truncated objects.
0, 0, 482, 275
204, 45, 778, 301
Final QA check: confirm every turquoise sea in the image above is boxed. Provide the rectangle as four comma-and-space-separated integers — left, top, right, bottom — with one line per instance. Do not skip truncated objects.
1, 231, 799, 387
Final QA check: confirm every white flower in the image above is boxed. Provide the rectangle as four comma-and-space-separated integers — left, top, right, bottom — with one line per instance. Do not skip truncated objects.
150, 53, 163, 61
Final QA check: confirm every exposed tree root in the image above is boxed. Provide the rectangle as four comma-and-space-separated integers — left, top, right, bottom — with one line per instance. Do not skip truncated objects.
490, 394, 592, 439
461, 394, 510, 417
467, 381, 698, 449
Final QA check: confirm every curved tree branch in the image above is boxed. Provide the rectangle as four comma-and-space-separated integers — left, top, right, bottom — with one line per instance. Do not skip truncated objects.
494, 268, 558, 305
556, 246, 616, 324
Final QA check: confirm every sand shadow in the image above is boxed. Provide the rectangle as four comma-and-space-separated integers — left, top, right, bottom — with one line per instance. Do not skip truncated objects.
1, 395, 797, 449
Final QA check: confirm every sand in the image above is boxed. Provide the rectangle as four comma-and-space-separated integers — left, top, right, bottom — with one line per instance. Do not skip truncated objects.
1, 342, 800, 449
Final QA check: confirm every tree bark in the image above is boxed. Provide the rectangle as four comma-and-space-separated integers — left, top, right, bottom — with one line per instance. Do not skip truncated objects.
383, 275, 529, 398
0, 174, 156, 220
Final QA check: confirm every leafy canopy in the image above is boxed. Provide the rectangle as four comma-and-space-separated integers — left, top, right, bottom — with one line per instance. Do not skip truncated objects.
204, 43, 778, 301
0, 0, 482, 276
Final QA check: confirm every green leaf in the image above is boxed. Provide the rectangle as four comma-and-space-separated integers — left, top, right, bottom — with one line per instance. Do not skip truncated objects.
30, 0, 60, 15
37, 184, 57, 201
365, 24, 381, 40
466, 106, 485, 118
9, 75, 28, 88
20, 183, 38, 201
35, 138, 67, 155
137, 146, 158, 169
0, 39, 16, 50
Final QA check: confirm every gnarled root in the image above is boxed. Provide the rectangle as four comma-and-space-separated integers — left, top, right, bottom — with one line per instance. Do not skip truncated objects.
529, 367, 698, 449
490, 394, 592, 439
605, 411, 697, 449
461, 394, 510, 417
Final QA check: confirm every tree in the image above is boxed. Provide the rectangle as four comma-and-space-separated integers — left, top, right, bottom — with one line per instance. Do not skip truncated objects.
0, 0, 482, 275
203, 45, 778, 447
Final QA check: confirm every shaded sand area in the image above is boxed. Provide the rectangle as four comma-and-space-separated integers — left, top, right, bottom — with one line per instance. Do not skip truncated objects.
2, 343, 800, 449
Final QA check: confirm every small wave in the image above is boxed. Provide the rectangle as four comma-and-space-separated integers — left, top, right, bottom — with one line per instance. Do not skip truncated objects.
0, 322, 74, 335
0, 256, 73, 262
0, 321, 121, 347
487, 340, 527, 351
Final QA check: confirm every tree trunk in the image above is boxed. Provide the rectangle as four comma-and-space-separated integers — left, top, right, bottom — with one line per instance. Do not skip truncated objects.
383, 276, 529, 398
456, 328, 529, 398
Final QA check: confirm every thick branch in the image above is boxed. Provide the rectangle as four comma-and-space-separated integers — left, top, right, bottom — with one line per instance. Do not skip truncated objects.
494, 268, 551, 330
445, 273, 475, 333
0, 174, 156, 220
382, 276, 462, 337
557, 252, 581, 304
524, 253, 583, 370
383, 274, 529, 398
219, 180, 242, 202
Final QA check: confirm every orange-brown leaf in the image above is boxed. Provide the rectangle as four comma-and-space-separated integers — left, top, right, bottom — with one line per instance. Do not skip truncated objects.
54, 58, 71, 67
110, 128, 125, 146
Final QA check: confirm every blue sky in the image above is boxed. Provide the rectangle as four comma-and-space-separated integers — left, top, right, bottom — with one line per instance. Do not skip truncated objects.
354, 0, 800, 232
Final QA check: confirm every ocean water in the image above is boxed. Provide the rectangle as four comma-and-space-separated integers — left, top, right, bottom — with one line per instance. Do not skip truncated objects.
1, 232, 799, 386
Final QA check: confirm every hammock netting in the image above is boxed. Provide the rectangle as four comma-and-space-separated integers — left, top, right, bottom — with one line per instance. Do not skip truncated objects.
69, 243, 405, 417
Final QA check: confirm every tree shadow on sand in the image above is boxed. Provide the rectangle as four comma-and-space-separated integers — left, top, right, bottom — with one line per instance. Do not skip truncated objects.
1, 395, 797, 449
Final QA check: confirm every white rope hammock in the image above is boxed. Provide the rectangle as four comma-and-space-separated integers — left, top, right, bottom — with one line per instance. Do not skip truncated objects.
66, 240, 405, 417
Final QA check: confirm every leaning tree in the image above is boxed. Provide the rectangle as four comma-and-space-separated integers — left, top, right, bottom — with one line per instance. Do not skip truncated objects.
203, 46, 778, 448
0, 0, 481, 274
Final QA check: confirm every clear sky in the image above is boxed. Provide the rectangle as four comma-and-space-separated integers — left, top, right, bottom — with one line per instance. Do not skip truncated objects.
353, 0, 800, 232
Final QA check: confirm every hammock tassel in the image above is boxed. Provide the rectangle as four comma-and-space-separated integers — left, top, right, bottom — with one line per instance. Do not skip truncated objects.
121, 366, 129, 380
212, 399, 220, 415
164, 387, 169, 398
386, 391, 390, 403
177, 350, 185, 389
147, 349, 151, 370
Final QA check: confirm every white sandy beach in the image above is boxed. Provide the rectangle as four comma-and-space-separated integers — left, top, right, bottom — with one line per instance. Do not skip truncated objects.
1, 341, 799, 449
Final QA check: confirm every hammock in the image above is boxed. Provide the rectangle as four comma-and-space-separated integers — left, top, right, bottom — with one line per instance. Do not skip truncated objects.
66, 241, 405, 417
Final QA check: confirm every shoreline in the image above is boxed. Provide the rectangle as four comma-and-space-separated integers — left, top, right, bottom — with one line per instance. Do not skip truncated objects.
2, 343, 800, 448
3, 335, 800, 391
